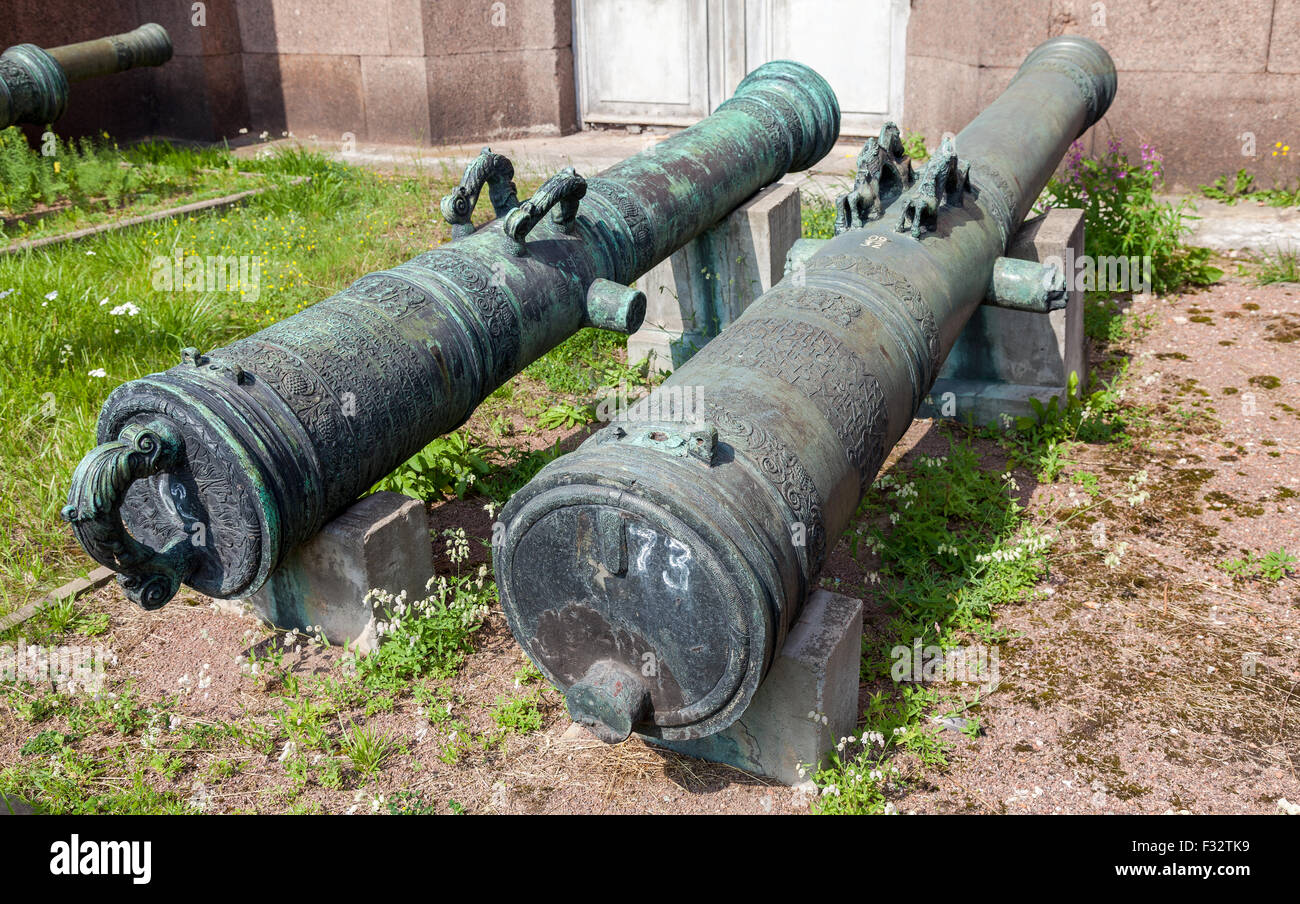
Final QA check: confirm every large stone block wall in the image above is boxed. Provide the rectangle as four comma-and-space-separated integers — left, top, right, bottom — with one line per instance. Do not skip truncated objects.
903, 0, 1299, 190
2, 1, 1293, 189
0, 0, 576, 146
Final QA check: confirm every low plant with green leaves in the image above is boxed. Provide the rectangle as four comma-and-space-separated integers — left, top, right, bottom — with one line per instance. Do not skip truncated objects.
357, 528, 494, 692
801, 194, 837, 240
902, 131, 930, 162
1240, 247, 1299, 286
1200, 167, 1300, 208
371, 431, 492, 500
1008, 368, 1131, 477
339, 722, 398, 776
537, 401, 595, 430
1219, 548, 1297, 583
491, 688, 546, 736
1041, 137, 1221, 294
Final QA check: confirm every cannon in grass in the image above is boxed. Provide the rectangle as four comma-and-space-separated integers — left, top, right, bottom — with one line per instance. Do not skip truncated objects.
493, 36, 1116, 743
62, 61, 840, 609
0, 24, 173, 130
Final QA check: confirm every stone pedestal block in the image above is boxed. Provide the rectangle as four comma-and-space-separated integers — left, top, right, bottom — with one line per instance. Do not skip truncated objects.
641, 590, 863, 786
923, 206, 1087, 427
627, 181, 802, 371
240, 491, 433, 653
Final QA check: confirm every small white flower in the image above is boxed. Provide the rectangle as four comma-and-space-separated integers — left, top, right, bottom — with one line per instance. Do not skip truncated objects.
44, 290, 58, 301
87, 368, 107, 378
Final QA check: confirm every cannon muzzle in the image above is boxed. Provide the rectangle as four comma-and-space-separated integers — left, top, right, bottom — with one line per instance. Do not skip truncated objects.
494, 36, 1117, 742
0, 23, 173, 128
63, 60, 840, 610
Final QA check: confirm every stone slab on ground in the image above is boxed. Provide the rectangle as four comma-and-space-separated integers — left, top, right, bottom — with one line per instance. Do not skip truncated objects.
638, 589, 863, 786
0, 566, 116, 633
922, 207, 1087, 427
238, 491, 433, 653
1181, 196, 1300, 254
627, 181, 802, 370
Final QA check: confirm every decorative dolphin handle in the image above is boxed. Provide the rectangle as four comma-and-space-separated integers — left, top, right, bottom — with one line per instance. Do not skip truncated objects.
439, 147, 521, 239
61, 419, 197, 610
503, 166, 588, 253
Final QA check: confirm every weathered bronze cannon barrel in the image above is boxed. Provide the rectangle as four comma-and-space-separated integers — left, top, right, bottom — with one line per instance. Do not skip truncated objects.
494, 36, 1116, 743
62, 61, 840, 610
0, 24, 173, 129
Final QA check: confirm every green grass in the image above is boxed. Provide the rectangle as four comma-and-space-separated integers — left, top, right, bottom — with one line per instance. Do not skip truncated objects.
1219, 548, 1297, 583
1240, 247, 1300, 285
810, 429, 1052, 813
0, 139, 532, 612
339, 722, 399, 776
1200, 168, 1300, 208
801, 193, 838, 239
0, 127, 275, 244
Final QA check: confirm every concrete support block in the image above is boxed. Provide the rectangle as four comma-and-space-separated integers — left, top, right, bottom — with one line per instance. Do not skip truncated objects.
628, 181, 801, 371
240, 491, 433, 653
923, 207, 1087, 427
642, 590, 863, 786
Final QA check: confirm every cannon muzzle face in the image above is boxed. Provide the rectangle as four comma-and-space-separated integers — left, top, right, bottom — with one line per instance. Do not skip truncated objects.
496, 469, 778, 742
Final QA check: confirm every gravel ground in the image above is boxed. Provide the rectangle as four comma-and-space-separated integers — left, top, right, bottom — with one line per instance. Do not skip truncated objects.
3, 276, 1296, 815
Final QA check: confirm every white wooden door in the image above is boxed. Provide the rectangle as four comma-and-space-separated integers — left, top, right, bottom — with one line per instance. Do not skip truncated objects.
573, 0, 908, 136
573, 0, 716, 126
745, 0, 909, 136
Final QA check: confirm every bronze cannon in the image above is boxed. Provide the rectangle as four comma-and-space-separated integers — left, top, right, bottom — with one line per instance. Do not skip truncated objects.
493, 36, 1117, 743
0, 23, 173, 129
62, 61, 841, 609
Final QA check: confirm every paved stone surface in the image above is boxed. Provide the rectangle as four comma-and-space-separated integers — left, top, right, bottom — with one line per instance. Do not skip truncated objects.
1181, 197, 1300, 254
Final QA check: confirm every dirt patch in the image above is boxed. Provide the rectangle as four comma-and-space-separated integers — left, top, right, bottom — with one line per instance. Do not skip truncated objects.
3, 278, 1297, 814
893, 279, 1300, 814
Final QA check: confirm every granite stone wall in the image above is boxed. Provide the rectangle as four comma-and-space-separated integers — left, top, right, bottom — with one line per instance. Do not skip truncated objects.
903, 0, 1299, 189
0, 0, 577, 147
2, 1, 1294, 189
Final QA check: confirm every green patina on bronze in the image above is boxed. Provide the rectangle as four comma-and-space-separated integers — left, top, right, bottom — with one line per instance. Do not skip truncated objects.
0, 23, 173, 129
63, 60, 841, 610
495, 36, 1117, 743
